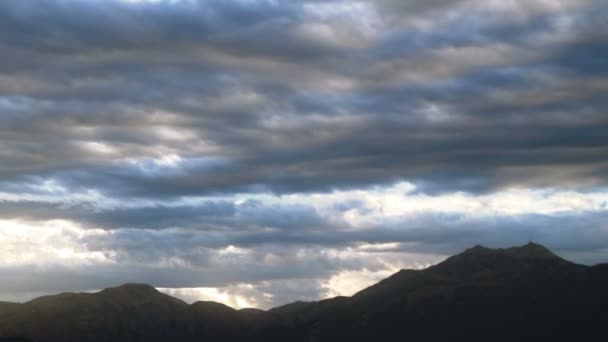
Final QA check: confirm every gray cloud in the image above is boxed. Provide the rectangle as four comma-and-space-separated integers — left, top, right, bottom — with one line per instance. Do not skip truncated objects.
0, 198, 329, 232
0, 0, 605, 197
1, 0, 608, 307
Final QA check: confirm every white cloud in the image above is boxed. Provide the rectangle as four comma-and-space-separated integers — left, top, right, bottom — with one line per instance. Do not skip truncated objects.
0, 219, 109, 266
158, 286, 258, 309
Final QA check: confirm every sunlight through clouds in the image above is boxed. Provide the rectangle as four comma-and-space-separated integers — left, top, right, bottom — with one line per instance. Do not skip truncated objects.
159, 286, 258, 309
0, 219, 109, 265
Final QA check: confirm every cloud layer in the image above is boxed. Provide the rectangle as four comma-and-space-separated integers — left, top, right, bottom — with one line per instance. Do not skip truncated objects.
0, 0, 607, 308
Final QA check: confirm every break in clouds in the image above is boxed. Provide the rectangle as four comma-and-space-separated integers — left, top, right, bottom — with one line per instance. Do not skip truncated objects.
0, 0, 607, 308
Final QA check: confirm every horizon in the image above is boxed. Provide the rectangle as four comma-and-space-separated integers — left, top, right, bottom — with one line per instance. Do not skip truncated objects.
2, 241, 594, 310
1, 0, 608, 310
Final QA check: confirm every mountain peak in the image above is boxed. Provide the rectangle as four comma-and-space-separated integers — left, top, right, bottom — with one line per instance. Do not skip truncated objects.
96, 284, 188, 307
456, 242, 559, 260
503, 241, 558, 259
466, 244, 491, 253
101, 283, 159, 294
429, 242, 568, 276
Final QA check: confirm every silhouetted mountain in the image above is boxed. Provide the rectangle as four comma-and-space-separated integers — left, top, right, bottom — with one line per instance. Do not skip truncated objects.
263, 242, 605, 342
1, 243, 607, 342
0, 302, 20, 316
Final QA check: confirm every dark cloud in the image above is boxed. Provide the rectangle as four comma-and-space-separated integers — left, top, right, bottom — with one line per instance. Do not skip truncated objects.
0, 198, 329, 232
0, 0, 606, 197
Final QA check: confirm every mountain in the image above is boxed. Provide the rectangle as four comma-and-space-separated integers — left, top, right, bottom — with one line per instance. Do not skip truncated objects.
0, 284, 256, 342
0, 302, 20, 316
1, 243, 607, 342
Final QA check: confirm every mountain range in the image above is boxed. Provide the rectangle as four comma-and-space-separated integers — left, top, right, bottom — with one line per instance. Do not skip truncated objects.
1, 242, 607, 341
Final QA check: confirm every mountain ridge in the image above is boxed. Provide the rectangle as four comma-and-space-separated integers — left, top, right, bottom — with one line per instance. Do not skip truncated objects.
1, 242, 577, 312
1, 242, 607, 342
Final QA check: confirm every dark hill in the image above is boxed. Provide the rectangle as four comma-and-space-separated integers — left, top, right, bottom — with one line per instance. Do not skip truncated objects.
1, 243, 607, 342
0, 302, 21, 316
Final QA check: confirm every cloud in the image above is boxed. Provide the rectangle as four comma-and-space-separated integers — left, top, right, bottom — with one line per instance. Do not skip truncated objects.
0, 0, 606, 197
0, 0, 608, 307
1, 185, 607, 307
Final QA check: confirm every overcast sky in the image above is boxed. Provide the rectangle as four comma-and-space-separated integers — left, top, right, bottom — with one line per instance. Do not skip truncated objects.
0, 0, 607, 309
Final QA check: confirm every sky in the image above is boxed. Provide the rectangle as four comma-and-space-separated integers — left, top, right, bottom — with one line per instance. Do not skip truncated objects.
0, 0, 607, 309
